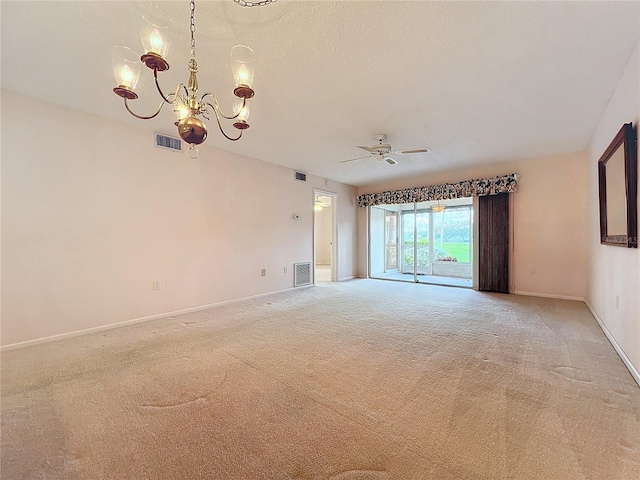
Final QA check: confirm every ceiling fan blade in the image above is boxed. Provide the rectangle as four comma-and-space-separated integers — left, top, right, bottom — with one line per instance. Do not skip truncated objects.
357, 146, 378, 153
394, 147, 432, 155
338, 155, 371, 164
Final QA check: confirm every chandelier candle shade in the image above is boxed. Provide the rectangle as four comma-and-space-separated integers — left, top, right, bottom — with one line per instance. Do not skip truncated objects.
112, 46, 141, 96
111, 0, 258, 158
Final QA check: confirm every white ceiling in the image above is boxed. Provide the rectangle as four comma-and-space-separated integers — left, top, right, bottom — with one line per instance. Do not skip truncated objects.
2, 1, 639, 187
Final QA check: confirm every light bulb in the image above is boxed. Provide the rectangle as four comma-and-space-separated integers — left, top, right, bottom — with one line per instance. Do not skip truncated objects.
234, 101, 250, 122
237, 65, 249, 84
174, 98, 190, 121
238, 105, 250, 122
149, 28, 163, 54
120, 64, 134, 88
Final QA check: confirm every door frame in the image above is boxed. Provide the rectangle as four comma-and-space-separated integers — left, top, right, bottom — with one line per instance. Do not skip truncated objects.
313, 189, 338, 283
369, 200, 476, 287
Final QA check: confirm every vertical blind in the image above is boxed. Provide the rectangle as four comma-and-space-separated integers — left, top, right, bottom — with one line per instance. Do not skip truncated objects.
478, 193, 510, 293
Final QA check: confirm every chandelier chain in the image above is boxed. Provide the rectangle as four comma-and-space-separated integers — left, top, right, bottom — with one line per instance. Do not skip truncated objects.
189, 0, 196, 56
234, 0, 277, 7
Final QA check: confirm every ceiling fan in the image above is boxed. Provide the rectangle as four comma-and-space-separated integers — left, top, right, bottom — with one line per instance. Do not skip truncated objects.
314, 195, 331, 211
339, 134, 431, 166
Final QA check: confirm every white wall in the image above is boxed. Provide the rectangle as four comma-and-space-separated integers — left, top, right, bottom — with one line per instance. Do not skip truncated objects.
586, 40, 640, 377
357, 151, 589, 300
0, 90, 358, 346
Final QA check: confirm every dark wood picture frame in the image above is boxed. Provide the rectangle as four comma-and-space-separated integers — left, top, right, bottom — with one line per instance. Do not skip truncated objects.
598, 123, 637, 248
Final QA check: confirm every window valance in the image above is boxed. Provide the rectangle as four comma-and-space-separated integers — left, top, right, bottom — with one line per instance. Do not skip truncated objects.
356, 173, 519, 208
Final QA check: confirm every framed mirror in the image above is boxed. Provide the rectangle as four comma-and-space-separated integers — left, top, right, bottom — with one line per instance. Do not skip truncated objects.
598, 123, 637, 248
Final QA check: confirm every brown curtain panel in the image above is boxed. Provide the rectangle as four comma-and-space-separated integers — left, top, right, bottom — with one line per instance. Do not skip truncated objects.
478, 193, 510, 293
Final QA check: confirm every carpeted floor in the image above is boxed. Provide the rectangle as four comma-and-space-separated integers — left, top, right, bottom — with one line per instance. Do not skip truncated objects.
1, 279, 639, 479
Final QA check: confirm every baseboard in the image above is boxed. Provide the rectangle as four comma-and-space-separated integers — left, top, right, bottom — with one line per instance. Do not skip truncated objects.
338, 276, 356, 281
514, 291, 584, 302
0, 286, 309, 352
584, 300, 640, 387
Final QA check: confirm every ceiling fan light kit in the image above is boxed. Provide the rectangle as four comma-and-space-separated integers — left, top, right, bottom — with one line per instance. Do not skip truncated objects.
111, 0, 274, 157
339, 134, 431, 165
314, 195, 331, 211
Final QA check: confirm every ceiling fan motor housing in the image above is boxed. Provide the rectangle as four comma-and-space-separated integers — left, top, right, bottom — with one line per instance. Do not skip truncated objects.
372, 144, 392, 155
374, 134, 391, 154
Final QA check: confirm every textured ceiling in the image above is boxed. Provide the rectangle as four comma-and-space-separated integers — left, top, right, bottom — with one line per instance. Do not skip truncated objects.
2, 1, 639, 186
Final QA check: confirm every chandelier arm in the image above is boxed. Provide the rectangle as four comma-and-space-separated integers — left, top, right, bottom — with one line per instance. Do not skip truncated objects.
123, 97, 166, 120
201, 93, 245, 120
152, 69, 182, 105
211, 108, 243, 141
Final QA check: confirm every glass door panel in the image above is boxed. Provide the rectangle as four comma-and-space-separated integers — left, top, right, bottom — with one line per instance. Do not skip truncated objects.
369, 206, 386, 278
400, 208, 415, 279
417, 203, 474, 287
385, 211, 398, 270
369, 206, 401, 279
415, 207, 430, 275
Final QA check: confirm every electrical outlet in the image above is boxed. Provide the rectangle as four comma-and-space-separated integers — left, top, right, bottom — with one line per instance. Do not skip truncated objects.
261, 268, 267, 277
153, 280, 162, 290
284, 266, 287, 274
529, 268, 536, 275
615, 296, 619, 309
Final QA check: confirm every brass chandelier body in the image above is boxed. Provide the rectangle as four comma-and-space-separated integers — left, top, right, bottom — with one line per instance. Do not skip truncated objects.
112, 0, 268, 157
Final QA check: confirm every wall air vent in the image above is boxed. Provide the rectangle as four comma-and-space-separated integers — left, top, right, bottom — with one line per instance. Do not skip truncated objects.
294, 262, 312, 287
295, 171, 307, 182
154, 132, 183, 153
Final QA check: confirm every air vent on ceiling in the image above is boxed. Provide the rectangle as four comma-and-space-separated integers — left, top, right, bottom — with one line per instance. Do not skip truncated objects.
294, 262, 312, 287
295, 171, 307, 182
154, 132, 183, 153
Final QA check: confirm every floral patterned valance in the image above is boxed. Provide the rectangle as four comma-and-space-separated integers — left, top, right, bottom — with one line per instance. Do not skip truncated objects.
357, 173, 519, 207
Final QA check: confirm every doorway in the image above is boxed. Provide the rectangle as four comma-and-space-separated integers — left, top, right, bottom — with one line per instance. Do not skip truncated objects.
369, 198, 474, 287
314, 190, 338, 283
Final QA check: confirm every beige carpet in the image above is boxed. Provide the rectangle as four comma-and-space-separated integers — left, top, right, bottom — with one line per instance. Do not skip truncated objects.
2, 280, 639, 479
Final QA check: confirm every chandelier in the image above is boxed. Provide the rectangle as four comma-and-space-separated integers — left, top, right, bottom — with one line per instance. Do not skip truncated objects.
111, 0, 273, 158
431, 200, 446, 213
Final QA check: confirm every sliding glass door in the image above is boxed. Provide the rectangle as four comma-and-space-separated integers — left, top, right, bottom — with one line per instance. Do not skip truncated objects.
369, 199, 474, 287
